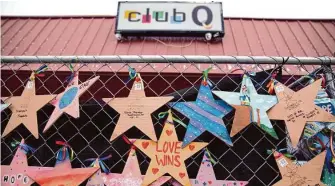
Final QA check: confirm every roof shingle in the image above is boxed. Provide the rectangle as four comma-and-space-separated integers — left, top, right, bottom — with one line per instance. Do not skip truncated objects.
1, 17, 334, 57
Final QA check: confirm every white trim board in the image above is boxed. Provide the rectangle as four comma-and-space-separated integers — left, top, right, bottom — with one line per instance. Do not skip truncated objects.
1, 0, 335, 20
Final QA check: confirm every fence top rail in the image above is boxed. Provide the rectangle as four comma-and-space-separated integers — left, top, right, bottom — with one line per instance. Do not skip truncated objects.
1, 55, 334, 65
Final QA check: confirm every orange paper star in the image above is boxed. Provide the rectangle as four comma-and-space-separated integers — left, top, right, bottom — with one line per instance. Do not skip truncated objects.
26, 151, 98, 186
268, 79, 335, 146
102, 73, 174, 141
272, 150, 326, 186
132, 111, 208, 186
2, 73, 56, 138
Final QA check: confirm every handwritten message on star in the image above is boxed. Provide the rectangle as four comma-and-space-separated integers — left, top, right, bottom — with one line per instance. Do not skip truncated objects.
155, 141, 182, 167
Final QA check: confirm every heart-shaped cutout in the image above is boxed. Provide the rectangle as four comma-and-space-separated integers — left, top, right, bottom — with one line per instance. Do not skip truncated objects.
152, 168, 159, 174
142, 142, 149, 149
166, 130, 173, 136
189, 145, 195, 151
179, 172, 185, 178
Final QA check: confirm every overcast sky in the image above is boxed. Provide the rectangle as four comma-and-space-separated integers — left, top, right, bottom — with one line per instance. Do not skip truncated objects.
1, 0, 335, 19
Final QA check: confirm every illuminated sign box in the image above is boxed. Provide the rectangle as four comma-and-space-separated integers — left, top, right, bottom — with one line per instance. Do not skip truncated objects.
115, 1, 224, 41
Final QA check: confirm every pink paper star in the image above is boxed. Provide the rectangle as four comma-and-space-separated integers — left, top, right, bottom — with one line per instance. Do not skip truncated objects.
1, 139, 53, 186
26, 150, 99, 186
43, 72, 100, 133
171, 152, 249, 186
100, 148, 171, 186
86, 160, 104, 186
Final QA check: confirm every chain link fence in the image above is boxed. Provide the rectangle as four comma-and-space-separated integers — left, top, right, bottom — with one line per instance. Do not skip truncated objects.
1, 56, 334, 186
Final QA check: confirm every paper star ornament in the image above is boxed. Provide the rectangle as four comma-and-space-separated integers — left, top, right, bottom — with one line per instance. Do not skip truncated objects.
132, 111, 208, 186
268, 79, 335, 146
102, 73, 174, 141
171, 152, 248, 186
26, 148, 99, 186
86, 159, 104, 186
213, 74, 279, 138
43, 72, 100, 133
272, 150, 326, 186
100, 148, 171, 186
2, 73, 56, 138
1, 139, 53, 186
169, 84, 233, 147
304, 89, 335, 139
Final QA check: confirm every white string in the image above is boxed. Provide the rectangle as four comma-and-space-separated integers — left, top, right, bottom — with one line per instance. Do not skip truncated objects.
152, 38, 195, 48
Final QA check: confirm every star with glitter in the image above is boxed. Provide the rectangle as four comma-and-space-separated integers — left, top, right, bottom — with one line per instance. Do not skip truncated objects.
169, 84, 234, 147
171, 151, 248, 186
100, 148, 171, 186
213, 74, 279, 139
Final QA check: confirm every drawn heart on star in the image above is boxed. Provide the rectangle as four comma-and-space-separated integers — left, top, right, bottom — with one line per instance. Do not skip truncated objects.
189, 145, 195, 151
152, 168, 159, 174
142, 142, 149, 149
179, 172, 185, 178
166, 130, 173, 136
208, 181, 212, 184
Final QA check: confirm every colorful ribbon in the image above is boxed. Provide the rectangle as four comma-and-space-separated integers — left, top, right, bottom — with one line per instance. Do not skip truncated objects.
266, 148, 295, 159
64, 63, 76, 83
10, 139, 36, 154
55, 141, 74, 162
266, 79, 275, 94
158, 111, 188, 128
124, 67, 137, 83
204, 148, 217, 164
202, 67, 212, 86
85, 154, 112, 174
122, 135, 136, 150
302, 75, 315, 84
30, 64, 48, 80
34, 64, 48, 76
318, 74, 326, 88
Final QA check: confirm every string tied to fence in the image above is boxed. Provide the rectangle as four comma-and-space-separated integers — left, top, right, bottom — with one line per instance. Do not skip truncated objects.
64, 61, 76, 83
85, 154, 112, 174
11, 139, 36, 154
266, 79, 279, 94
55, 141, 74, 163
122, 135, 137, 153
266, 148, 295, 160
203, 148, 217, 164
123, 66, 138, 84
318, 74, 326, 88
30, 64, 48, 81
202, 66, 213, 87
158, 111, 188, 128
302, 75, 315, 84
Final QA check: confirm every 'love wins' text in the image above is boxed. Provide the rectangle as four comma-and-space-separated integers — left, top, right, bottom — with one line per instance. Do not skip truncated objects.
155, 141, 181, 167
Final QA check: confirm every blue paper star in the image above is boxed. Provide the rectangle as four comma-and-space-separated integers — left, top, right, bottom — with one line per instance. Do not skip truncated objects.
213, 75, 279, 139
169, 84, 233, 147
